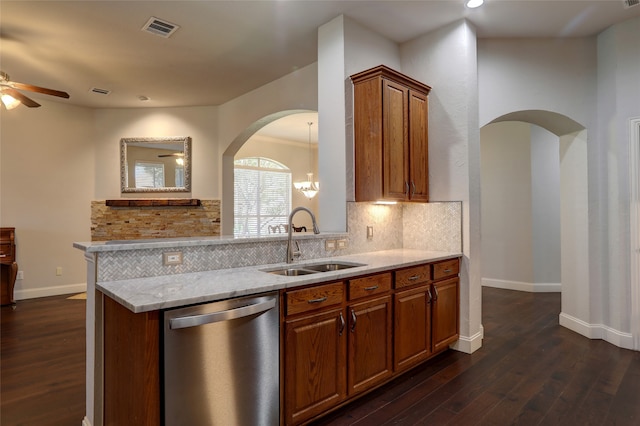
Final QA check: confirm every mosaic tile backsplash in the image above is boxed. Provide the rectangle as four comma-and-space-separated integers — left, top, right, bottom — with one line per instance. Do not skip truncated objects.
95, 200, 462, 282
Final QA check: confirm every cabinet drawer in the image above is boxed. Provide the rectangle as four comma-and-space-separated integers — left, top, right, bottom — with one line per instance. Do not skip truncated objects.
286, 282, 344, 316
432, 258, 459, 281
348, 273, 391, 301
0, 243, 14, 263
395, 265, 431, 289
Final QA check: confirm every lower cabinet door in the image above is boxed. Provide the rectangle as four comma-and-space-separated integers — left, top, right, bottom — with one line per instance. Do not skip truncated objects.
432, 277, 460, 352
284, 307, 347, 425
393, 285, 432, 372
347, 295, 393, 396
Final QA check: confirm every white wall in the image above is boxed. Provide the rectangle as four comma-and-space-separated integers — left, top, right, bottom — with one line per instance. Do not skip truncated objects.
481, 122, 534, 285
401, 20, 483, 353
0, 101, 94, 299
94, 106, 218, 200
479, 17, 640, 349
531, 124, 561, 285
480, 121, 561, 292
595, 16, 640, 339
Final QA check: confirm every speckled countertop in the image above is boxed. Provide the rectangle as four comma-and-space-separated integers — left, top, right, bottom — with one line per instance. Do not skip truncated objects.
98, 248, 461, 313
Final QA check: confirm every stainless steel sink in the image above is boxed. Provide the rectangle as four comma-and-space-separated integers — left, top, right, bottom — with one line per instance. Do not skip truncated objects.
265, 268, 318, 276
303, 262, 366, 272
263, 261, 365, 276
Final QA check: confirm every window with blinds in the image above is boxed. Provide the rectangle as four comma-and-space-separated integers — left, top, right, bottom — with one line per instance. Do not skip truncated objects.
234, 157, 291, 237
135, 161, 165, 188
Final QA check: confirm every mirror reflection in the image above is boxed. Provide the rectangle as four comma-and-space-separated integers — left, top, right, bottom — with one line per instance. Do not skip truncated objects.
120, 136, 191, 193
233, 112, 318, 237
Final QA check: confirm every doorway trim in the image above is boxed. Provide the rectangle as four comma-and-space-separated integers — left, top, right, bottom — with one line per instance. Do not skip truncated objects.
630, 117, 640, 351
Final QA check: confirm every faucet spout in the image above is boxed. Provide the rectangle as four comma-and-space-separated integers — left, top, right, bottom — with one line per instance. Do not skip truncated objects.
286, 207, 320, 263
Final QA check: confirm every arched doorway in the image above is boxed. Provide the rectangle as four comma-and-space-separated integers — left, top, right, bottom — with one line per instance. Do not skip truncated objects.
480, 110, 589, 335
221, 109, 318, 235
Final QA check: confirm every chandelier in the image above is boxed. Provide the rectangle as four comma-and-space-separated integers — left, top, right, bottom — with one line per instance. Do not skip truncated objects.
293, 121, 319, 199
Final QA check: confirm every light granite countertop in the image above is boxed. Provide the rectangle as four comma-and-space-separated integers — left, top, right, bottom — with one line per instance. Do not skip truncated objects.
97, 248, 461, 313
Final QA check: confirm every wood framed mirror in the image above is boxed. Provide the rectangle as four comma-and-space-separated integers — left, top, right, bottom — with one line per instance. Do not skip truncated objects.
120, 136, 192, 193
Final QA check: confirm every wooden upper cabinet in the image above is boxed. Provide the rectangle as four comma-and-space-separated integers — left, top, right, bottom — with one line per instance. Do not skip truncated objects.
351, 65, 431, 202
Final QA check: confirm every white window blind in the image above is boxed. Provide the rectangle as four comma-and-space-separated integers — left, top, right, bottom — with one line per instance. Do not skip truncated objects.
135, 161, 165, 188
234, 157, 291, 237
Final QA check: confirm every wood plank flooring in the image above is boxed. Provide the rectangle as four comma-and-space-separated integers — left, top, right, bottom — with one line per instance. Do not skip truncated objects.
1, 294, 85, 426
1, 288, 639, 425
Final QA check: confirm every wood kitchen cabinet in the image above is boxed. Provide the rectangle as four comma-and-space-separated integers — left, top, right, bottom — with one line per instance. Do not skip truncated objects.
282, 273, 393, 425
431, 259, 460, 352
351, 65, 431, 202
346, 274, 393, 396
393, 264, 432, 372
283, 282, 347, 426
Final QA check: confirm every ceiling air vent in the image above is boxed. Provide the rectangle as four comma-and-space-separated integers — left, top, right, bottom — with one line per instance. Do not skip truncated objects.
142, 17, 180, 38
623, 0, 639, 8
90, 87, 111, 95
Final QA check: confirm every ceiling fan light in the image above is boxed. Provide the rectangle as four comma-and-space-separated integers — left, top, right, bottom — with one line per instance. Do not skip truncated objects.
1, 93, 21, 110
466, 0, 484, 8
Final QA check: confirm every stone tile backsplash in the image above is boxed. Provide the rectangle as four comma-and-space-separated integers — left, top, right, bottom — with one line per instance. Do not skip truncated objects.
95, 200, 462, 282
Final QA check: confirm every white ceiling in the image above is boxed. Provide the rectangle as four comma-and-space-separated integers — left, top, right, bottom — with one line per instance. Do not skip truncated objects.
1, 1, 638, 141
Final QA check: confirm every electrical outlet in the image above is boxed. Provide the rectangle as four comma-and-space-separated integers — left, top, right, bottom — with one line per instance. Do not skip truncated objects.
56, 267, 63, 276
16, 270, 24, 280
163, 251, 183, 265
325, 240, 336, 250
367, 226, 374, 239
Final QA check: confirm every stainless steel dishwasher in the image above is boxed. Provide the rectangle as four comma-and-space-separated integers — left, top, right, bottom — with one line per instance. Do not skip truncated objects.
162, 291, 279, 426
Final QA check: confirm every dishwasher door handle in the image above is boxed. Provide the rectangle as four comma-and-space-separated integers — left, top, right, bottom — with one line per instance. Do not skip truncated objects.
169, 298, 277, 329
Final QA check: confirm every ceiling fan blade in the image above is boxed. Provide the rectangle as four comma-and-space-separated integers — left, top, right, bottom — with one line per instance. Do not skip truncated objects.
10, 82, 70, 99
2, 87, 41, 108
158, 153, 184, 157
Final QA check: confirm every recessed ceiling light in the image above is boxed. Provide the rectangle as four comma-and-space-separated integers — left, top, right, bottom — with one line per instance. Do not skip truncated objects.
466, 0, 484, 8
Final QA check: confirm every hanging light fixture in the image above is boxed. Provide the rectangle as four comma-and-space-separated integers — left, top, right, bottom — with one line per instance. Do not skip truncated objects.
293, 121, 319, 199
0, 91, 20, 110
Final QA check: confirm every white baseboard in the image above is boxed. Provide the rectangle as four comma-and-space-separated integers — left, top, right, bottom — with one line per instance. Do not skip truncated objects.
559, 312, 634, 350
451, 325, 484, 354
14, 283, 87, 300
482, 278, 561, 293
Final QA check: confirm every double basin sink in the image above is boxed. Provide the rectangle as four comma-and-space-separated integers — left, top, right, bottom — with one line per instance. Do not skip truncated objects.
263, 261, 366, 276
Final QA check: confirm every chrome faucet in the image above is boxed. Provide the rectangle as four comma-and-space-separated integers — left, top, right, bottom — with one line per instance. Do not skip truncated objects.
286, 207, 320, 263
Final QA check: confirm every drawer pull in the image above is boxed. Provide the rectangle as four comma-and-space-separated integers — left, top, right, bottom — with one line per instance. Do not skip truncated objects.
408, 275, 421, 281
443, 269, 452, 273
307, 296, 327, 304
0, 254, 6, 257
364, 285, 379, 291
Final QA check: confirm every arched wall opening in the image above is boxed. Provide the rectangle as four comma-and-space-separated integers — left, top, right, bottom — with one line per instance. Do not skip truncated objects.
480, 110, 589, 330
221, 109, 318, 235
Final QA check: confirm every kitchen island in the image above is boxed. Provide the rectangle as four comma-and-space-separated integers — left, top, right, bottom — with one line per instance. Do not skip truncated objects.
76, 232, 461, 426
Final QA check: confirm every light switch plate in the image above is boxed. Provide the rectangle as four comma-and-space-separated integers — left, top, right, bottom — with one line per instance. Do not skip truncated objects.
367, 226, 374, 239
337, 239, 348, 249
163, 251, 183, 265
325, 240, 336, 250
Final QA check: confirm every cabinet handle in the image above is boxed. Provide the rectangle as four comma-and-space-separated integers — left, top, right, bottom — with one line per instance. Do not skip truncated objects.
350, 309, 357, 333
307, 296, 327, 304
408, 275, 421, 281
427, 288, 433, 304
404, 181, 409, 195
432, 286, 439, 301
364, 285, 379, 291
411, 181, 416, 196
339, 312, 345, 336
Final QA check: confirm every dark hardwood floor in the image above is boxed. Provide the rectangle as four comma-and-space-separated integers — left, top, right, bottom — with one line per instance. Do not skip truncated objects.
1, 288, 639, 425
1, 294, 85, 426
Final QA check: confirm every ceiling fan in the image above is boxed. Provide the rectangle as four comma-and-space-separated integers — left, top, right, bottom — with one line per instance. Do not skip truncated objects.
0, 71, 70, 109
158, 153, 184, 158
